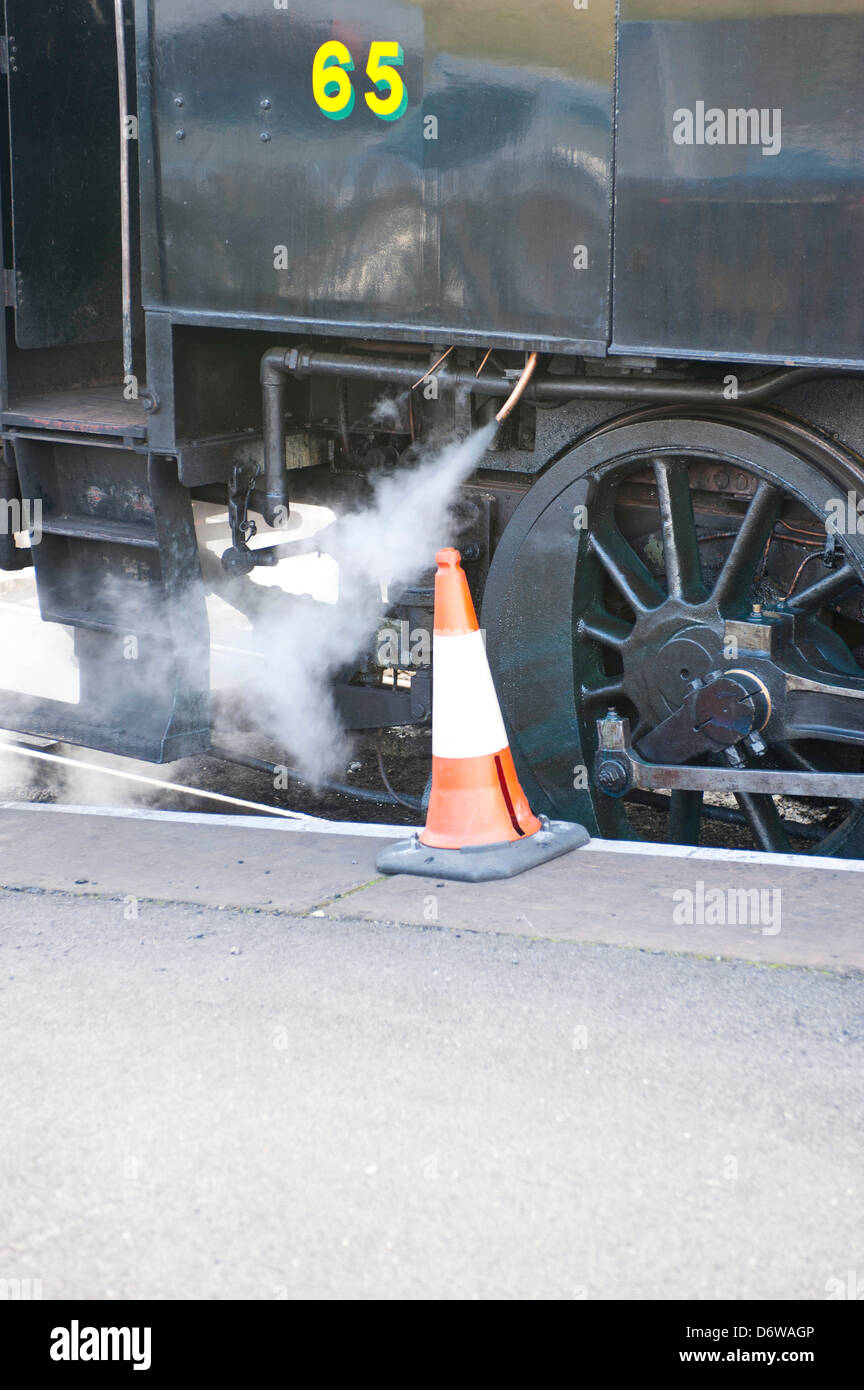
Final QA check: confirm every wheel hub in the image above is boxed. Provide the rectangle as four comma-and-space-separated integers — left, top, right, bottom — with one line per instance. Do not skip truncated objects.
623, 607, 725, 723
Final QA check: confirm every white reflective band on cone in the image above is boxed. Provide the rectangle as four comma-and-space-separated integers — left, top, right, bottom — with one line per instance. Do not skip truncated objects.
431, 630, 509, 759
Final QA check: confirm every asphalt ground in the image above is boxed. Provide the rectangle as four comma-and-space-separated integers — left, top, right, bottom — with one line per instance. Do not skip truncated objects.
1, 806, 862, 1301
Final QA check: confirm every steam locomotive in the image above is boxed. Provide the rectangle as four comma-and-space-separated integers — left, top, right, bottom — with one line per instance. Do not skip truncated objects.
2, 0, 864, 855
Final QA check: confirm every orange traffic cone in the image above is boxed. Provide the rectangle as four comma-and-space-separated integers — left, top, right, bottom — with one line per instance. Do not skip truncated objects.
376, 549, 589, 882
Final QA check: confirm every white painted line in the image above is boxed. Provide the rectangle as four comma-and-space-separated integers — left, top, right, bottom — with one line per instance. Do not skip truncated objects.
583, 836, 864, 873
0, 742, 308, 819
0, 801, 412, 839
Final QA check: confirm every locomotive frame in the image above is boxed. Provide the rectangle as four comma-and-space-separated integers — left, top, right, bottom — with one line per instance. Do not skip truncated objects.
2, 0, 864, 855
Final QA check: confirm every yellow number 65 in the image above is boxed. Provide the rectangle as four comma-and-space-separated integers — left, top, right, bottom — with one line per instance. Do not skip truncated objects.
312, 41, 407, 122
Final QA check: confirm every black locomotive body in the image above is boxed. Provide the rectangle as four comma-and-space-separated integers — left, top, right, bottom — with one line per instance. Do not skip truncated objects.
2, 0, 864, 854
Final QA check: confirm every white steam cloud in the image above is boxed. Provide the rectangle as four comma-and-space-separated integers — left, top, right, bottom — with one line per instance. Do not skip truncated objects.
242, 422, 496, 780
0, 423, 496, 799
368, 392, 407, 431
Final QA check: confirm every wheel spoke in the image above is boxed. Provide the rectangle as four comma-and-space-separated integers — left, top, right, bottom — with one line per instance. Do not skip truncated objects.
579, 611, 633, 651
734, 792, 792, 853
776, 740, 845, 776
787, 561, 856, 614
652, 457, 707, 603
580, 677, 627, 706
786, 724, 864, 748
775, 740, 854, 815
589, 527, 665, 615
668, 789, 703, 845
712, 479, 782, 612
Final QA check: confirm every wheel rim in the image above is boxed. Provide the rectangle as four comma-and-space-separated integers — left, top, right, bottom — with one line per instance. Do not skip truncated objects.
482, 410, 864, 856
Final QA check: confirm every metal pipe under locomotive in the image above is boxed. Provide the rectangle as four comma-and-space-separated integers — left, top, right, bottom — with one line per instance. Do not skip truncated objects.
2, 0, 864, 855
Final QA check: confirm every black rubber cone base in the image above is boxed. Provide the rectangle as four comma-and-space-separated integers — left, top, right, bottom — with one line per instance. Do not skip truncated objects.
375, 817, 590, 883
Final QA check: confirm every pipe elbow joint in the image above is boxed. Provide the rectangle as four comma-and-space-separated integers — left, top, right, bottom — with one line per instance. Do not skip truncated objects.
260, 488, 291, 529
260, 347, 290, 388
260, 345, 309, 387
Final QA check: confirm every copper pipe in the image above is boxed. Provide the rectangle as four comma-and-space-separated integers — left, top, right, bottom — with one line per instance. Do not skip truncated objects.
411, 345, 454, 390
697, 531, 821, 548
786, 550, 824, 599
495, 352, 538, 423
776, 518, 826, 540
475, 347, 493, 378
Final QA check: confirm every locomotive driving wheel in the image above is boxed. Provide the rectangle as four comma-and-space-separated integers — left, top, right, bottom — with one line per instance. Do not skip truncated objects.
482, 409, 864, 855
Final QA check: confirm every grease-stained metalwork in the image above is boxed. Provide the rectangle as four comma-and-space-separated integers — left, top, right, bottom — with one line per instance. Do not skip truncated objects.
1, 0, 864, 855
614, 1, 864, 365
135, 0, 615, 353
5, 0, 126, 348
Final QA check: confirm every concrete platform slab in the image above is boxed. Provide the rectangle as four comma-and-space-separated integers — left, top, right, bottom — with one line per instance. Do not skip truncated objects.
0, 806, 384, 915
343, 843, 864, 972
1, 804, 862, 973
